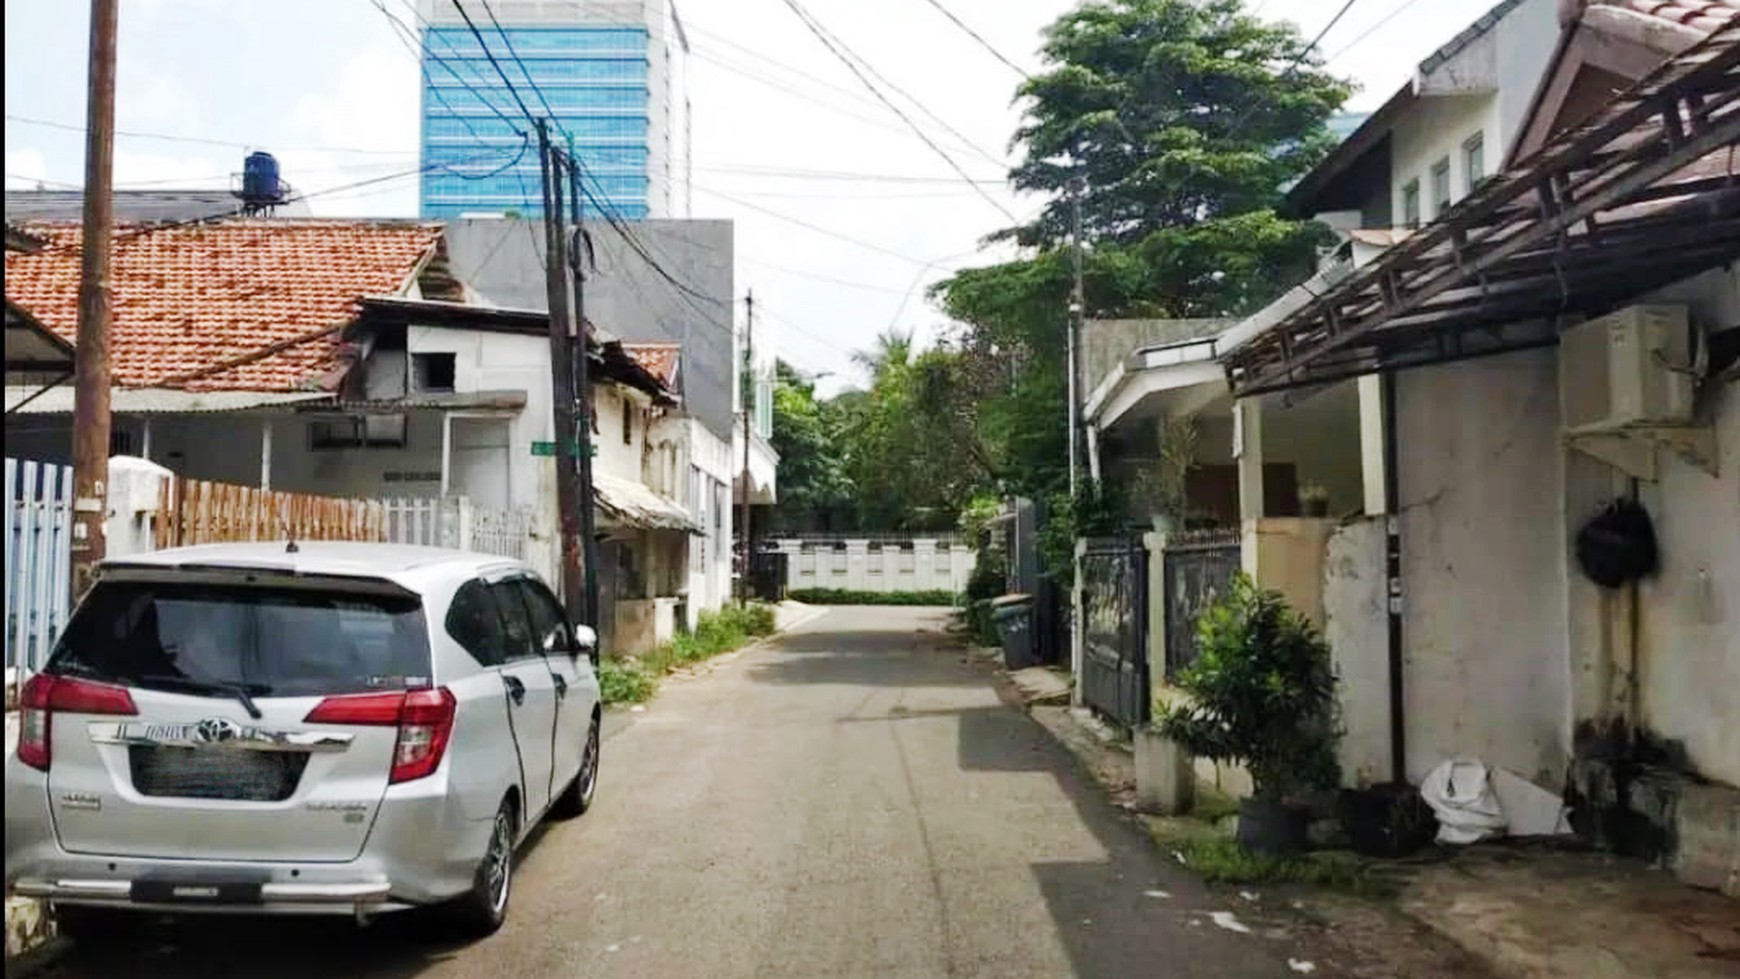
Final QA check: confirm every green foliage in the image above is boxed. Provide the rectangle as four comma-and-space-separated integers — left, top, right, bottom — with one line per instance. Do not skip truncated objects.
769, 362, 856, 533
1157, 575, 1341, 800
599, 603, 778, 703
787, 588, 959, 607
598, 658, 656, 705
1036, 479, 1128, 591
1006, 0, 1352, 249
1169, 839, 1382, 894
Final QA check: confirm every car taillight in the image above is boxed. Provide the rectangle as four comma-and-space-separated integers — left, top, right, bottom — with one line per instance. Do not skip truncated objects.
16, 674, 139, 772
304, 688, 456, 784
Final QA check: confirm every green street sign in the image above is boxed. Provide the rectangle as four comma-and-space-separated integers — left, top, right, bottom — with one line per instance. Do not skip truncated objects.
531, 441, 595, 458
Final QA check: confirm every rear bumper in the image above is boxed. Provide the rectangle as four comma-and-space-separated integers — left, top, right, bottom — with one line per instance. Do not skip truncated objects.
4, 757, 497, 914
12, 877, 401, 914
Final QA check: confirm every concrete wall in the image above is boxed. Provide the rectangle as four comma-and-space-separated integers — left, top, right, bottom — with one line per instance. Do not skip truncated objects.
1394, 347, 1571, 788
1241, 517, 1338, 627
440, 218, 736, 441
1323, 518, 1391, 788
1628, 269, 1740, 785
774, 538, 976, 594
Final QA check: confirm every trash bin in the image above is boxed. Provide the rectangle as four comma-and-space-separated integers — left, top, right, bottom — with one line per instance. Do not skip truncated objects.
990, 593, 1037, 670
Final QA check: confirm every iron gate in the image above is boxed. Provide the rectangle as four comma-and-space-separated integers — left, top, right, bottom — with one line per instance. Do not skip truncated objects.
1079, 536, 1149, 729
1161, 532, 1243, 679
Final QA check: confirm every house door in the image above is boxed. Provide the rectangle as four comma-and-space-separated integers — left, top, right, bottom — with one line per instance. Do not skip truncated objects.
451, 418, 510, 510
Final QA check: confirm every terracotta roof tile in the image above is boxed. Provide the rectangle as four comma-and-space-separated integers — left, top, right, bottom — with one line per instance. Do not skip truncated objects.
3, 220, 444, 392
622, 341, 680, 389
1595, 0, 1739, 34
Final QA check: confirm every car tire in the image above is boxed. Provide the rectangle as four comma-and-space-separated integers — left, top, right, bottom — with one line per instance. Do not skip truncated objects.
447, 799, 516, 937
53, 905, 139, 943
550, 712, 600, 819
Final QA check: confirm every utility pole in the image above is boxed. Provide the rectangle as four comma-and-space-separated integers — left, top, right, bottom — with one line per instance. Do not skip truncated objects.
536, 119, 588, 623
564, 144, 601, 629
1066, 173, 1086, 501
738, 290, 755, 604
69, 0, 119, 602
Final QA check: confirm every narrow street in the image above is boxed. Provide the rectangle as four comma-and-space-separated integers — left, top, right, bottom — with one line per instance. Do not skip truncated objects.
50, 607, 1320, 979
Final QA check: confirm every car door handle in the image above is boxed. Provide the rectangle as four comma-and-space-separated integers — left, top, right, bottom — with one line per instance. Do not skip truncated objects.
502, 674, 526, 706
553, 675, 568, 699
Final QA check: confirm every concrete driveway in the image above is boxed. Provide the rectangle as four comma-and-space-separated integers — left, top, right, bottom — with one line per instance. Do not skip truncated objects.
43, 606, 1321, 979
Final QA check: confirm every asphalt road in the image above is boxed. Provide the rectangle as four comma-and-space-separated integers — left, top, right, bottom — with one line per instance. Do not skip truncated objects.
45, 606, 1327, 979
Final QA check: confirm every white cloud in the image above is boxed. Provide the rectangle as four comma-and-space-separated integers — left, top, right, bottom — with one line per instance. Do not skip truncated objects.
277, 47, 420, 217
5, 148, 53, 188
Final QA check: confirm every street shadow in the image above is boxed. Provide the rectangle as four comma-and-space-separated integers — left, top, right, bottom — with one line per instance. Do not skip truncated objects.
47, 819, 569, 979
45, 908, 475, 979
743, 629, 986, 689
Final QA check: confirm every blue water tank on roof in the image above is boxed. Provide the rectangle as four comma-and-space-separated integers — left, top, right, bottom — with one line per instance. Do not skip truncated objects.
242, 151, 281, 203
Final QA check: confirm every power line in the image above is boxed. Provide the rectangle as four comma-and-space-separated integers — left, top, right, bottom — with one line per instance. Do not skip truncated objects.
1324, 0, 1427, 64
914, 0, 1031, 79
5, 112, 412, 156
778, 0, 1018, 223
444, 0, 538, 129
782, 1, 1009, 171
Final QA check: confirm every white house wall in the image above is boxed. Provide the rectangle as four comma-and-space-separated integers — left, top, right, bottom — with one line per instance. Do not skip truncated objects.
1394, 347, 1573, 789
1628, 267, 1740, 786
774, 539, 975, 594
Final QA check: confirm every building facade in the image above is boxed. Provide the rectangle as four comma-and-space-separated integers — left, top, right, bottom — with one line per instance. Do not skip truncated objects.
418, 0, 690, 220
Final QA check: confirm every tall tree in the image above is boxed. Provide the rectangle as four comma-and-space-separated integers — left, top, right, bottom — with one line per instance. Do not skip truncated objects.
931, 0, 1351, 504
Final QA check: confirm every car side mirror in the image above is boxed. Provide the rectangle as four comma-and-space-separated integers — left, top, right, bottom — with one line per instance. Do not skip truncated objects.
572, 624, 599, 664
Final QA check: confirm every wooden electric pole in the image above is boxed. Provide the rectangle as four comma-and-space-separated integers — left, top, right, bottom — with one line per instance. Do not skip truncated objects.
1066, 173, 1085, 502
69, 0, 119, 601
536, 119, 588, 623
738, 290, 755, 604
565, 145, 601, 629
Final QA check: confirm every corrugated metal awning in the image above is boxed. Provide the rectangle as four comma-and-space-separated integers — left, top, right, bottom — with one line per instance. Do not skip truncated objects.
594, 472, 701, 534
3, 387, 333, 414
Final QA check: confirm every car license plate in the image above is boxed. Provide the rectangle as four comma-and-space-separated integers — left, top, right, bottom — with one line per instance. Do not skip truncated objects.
130, 878, 265, 904
140, 723, 198, 743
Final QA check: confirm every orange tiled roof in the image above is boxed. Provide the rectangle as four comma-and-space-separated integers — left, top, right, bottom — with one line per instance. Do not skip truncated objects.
3, 220, 444, 392
1595, 0, 1739, 33
622, 341, 680, 389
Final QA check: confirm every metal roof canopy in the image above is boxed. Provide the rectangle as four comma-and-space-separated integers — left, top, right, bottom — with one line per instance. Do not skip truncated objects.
1227, 27, 1740, 396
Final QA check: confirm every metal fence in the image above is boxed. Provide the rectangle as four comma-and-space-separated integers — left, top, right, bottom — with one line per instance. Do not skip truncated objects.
1078, 536, 1150, 729
1161, 531, 1243, 679
5, 459, 73, 675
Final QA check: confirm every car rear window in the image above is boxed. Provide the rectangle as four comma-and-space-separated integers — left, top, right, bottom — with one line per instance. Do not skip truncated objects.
47, 579, 431, 696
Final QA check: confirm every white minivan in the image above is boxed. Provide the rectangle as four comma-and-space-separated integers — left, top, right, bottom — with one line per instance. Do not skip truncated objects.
5, 542, 601, 938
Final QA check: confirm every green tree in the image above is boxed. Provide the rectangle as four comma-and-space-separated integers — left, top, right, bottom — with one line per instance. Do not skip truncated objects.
768, 361, 854, 532
931, 0, 1351, 509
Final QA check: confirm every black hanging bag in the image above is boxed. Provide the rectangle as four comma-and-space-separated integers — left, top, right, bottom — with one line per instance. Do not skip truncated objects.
1575, 498, 1659, 589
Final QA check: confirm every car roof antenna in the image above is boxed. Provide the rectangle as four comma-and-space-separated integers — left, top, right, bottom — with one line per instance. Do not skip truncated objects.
280, 509, 299, 554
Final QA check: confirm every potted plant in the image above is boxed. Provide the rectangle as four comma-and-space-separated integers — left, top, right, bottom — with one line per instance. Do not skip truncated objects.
1300, 483, 1331, 518
1157, 574, 1341, 855
1130, 416, 1198, 532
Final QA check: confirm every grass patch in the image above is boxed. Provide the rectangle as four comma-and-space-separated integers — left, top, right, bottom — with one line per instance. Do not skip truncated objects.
599, 603, 779, 705
1146, 802, 1392, 897
788, 588, 959, 606
598, 657, 657, 704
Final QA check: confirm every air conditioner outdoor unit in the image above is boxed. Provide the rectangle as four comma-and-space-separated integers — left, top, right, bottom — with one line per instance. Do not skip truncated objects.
1560, 305, 1696, 433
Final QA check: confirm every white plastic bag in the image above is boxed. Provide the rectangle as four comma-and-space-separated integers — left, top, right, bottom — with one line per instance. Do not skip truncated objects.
1420, 758, 1508, 844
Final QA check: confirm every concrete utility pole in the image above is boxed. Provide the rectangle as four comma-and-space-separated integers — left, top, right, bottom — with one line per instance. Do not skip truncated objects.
537, 119, 588, 623
1066, 173, 1086, 501
69, 0, 119, 601
738, 290, 755, 603
565, 146, 601, 629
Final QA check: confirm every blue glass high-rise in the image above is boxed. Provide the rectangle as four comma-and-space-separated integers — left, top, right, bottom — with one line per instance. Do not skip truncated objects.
418, 1, 687, 221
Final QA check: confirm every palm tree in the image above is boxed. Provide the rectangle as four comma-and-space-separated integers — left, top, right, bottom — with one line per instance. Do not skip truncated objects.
852, 329, 914, 385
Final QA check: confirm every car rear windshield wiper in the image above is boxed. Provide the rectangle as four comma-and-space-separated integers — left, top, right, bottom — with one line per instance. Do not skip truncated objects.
134, 674, 271, 720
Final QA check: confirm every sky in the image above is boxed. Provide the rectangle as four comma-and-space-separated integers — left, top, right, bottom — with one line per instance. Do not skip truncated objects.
4, 0, 1500, 394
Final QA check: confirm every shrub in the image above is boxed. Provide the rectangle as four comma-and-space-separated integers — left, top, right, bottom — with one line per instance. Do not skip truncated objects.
787, 588, 959, 606
1156, 574, 1341, 802
599, 657, 656, 705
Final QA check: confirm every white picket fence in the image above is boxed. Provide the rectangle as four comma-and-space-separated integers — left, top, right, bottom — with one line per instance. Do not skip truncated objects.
380, 497, 537, 564
4, 457, 545, 676
5, 459, 74, 675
